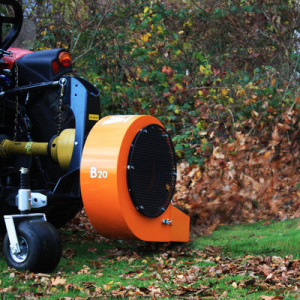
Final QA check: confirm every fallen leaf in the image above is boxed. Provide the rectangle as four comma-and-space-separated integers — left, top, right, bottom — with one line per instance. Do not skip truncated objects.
51, 277, 66, 286
1, 286, 18, 293
103, 284, 111, 291
63, 247, 76, 259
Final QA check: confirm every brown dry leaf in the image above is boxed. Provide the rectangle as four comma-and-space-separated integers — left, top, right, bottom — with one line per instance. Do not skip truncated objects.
77, 265, 91, 275
103, 284, 111, 291
270, 77, 276, 87
1, 286, 18, 293
258, 264, 272, 276
51, 276, 66, 286
63, 247, 76, 259
271, 126, 281, 145
277, 123, 290, 131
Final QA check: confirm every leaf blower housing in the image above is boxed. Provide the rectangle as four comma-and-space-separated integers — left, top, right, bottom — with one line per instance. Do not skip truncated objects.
80, 115, 190, 242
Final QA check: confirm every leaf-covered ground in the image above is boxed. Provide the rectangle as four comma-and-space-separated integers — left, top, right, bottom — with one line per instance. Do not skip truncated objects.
0, 217, 299, 299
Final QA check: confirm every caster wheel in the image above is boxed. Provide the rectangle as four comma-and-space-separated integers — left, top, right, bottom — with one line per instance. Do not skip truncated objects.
3, 220, 61, 272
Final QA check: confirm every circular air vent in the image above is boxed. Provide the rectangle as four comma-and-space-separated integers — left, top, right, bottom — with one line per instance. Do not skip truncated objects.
127, 124, 176, 218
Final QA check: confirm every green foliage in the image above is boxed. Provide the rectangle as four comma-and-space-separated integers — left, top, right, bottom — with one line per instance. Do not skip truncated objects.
27, 0, 299, 165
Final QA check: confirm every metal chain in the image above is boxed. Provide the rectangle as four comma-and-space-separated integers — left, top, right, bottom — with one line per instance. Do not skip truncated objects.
57, 77, 67, 135
13, 63, 19, 141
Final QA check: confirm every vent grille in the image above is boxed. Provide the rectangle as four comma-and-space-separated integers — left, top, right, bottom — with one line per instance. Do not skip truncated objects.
127, 124, 176, 218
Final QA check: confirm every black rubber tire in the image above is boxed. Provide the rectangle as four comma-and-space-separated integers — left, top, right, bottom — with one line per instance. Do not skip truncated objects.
2, 220, 61, 272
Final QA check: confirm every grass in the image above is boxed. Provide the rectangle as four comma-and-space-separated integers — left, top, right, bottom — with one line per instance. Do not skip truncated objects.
0, 218, 299, 299
192, 219, 300, 259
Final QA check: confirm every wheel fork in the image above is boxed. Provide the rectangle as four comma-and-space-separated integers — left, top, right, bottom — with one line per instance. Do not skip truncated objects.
4, 214, 46, 255
4, 167, 47, 255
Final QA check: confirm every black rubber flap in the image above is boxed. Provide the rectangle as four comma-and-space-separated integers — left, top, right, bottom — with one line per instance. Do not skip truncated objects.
127, 124, 176, 218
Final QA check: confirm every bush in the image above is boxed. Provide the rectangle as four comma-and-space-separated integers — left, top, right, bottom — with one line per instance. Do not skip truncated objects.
28, 0, 299, 164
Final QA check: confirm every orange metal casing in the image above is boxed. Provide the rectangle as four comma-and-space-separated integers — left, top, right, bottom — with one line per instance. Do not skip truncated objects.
80, 115, 190, 242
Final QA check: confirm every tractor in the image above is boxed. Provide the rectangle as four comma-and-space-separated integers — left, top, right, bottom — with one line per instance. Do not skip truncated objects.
0, 0, 189, 272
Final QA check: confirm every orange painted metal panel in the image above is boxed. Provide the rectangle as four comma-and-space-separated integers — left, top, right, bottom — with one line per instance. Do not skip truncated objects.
170, 205, 190, 242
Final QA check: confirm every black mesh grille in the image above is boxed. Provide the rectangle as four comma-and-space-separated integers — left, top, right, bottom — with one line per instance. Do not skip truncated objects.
127, 124, 176, 218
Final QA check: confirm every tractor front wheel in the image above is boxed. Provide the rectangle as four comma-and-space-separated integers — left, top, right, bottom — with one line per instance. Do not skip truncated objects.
3, 220, 61, 272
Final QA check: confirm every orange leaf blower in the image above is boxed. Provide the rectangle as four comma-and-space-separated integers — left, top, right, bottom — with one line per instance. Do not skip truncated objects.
80, 115, 190, 242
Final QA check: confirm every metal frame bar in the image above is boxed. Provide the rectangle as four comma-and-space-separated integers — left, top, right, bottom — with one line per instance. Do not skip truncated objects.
0, 81, 60, 97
